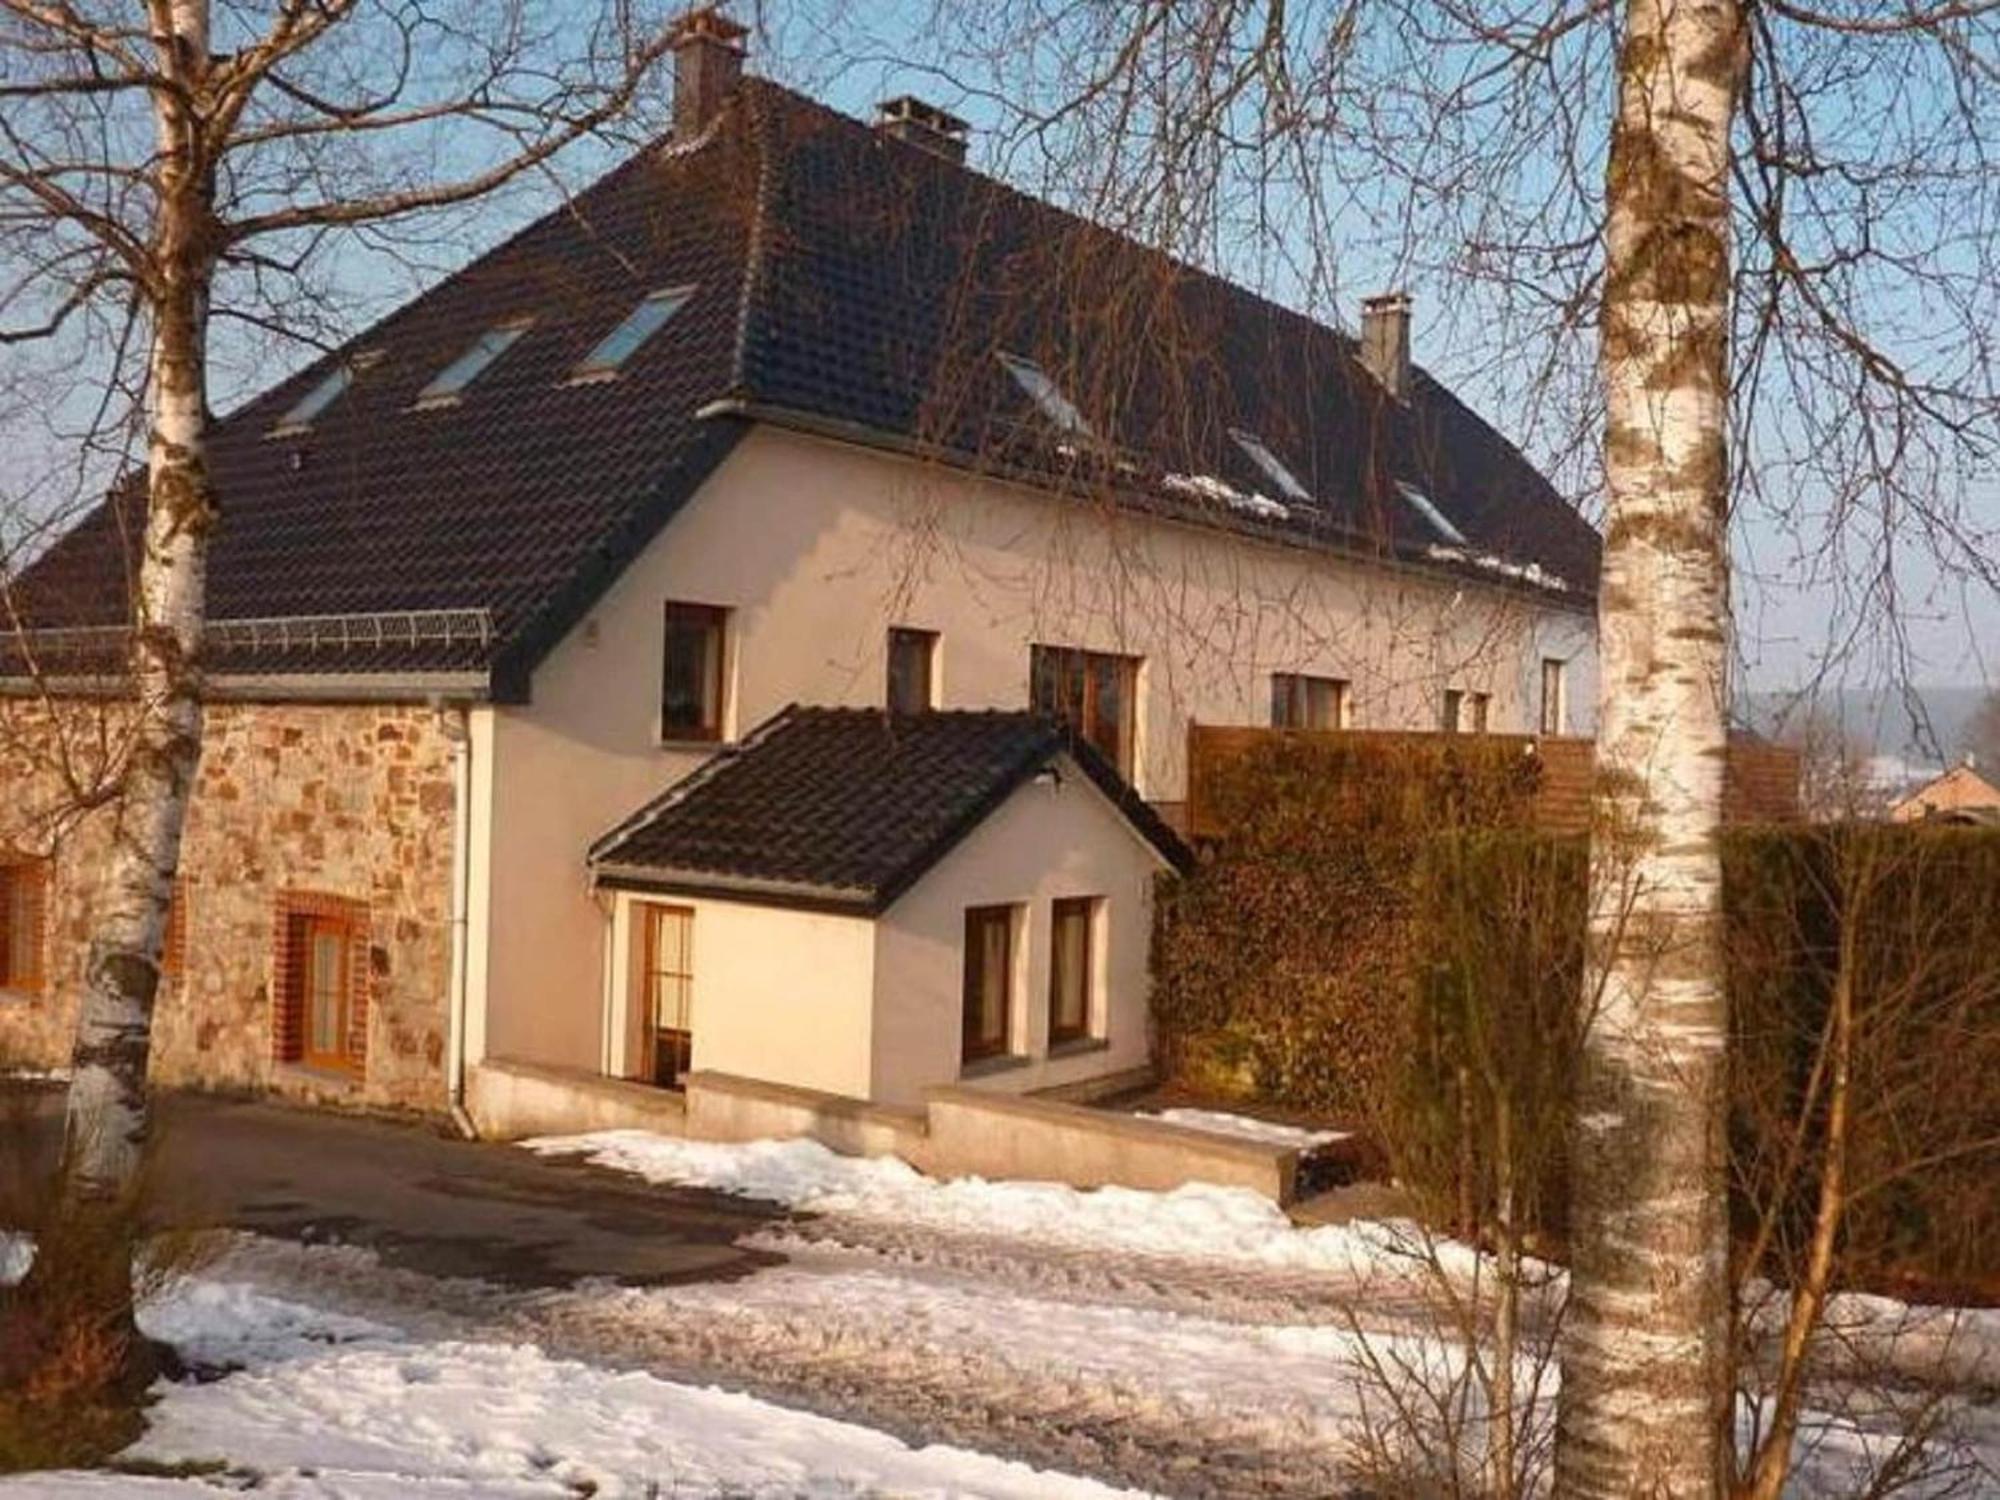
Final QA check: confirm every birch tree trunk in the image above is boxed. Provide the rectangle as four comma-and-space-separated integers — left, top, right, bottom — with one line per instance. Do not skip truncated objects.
1555, 2, 1745, 1496
59, 2, 217, 1207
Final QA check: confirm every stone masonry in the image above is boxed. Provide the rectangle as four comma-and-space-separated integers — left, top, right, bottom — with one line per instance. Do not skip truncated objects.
0, 699, 456, 1114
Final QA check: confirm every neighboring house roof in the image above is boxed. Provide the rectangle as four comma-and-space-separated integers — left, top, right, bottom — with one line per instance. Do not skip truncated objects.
1890, 761, 2000, 823
10, 77, 1599, 696
590, 705, 1191, 913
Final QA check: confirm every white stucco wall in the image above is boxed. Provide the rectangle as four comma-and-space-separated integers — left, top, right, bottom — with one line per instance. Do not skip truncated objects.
870, 757, 1169, 1107
475, 421, 1597, 1071
606, 890, 878, 1098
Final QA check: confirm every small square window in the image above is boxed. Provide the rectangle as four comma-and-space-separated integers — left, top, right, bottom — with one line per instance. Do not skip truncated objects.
1048, 896, 1099, 1046
887, 628, 938, 715
962, 905, 1017, 1064
414, 319, 533, 407
1271, 673, 1351, 730
1443, 688, 1490, 734
661, 602, 727, 741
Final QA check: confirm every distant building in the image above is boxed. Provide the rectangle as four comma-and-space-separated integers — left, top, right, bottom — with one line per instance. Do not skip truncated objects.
1889, 759, 2000, 826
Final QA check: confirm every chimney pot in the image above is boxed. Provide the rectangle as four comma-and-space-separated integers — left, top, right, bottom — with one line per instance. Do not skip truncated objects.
1360, 291, 1413, 401
874, 95, 971, 165
670, 6, 748, 140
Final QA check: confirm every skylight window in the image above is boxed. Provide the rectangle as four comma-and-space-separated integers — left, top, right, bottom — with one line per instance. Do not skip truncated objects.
1228, 428, 1312, 504
1397, 480, 1468, 545
572, 285, 694, 380
269, 352, 379, 437
414, 319, 534, 407
997, 351, 1094, 438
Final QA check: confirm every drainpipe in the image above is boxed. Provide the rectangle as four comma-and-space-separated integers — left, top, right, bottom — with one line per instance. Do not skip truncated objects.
438, 702, 478, 1139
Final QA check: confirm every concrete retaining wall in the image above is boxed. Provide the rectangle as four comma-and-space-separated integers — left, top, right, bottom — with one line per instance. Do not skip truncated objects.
924, 1085, 1296, 1201
466, 1060, 1298, 1202
468, 1057, 687, 1140
682, 1069, 927, 1160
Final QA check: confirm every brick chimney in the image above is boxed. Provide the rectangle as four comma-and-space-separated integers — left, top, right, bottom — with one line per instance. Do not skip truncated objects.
670, 6, 748, 140
1359, 291, 1412, 401
874, 95, 971, 165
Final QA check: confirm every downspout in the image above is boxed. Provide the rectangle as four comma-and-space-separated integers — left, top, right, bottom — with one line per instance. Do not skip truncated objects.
439, 702, 478, 1139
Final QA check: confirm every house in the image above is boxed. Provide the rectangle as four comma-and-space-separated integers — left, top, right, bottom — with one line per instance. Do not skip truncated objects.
0, 8, 1600, 1122
590, 706, 1189, 1105
1890, 760, 2000, 826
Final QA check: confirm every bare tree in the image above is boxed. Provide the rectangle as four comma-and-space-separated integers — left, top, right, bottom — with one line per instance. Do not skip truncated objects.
797, 1, 1997, 1493
0, 0, 683, 1360
1960, 690, 2000, 773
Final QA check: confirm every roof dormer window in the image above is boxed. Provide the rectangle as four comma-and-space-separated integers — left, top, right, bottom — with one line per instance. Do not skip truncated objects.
571, 285, 694, 381
414, 318, 534, 408
1229, 428, 1311, 504
997, 351, 1093, 438
1397, 480, 1468, 545
268, 351, 380, 437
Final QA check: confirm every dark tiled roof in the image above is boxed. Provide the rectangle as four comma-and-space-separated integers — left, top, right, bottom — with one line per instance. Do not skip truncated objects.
9, 77, 1598, 691
590, 706, 1191, 912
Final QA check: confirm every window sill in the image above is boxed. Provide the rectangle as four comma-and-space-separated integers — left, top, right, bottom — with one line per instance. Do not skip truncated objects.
274, 1061, 365, 1090
959, 1052, 1031, 1080
657, 735, 727, 752
1047, 1035, 1109, 1060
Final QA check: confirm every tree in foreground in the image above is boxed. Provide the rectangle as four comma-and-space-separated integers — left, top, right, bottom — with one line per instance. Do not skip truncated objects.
823, 0, 1996, 1492
0, 0, 683, 1431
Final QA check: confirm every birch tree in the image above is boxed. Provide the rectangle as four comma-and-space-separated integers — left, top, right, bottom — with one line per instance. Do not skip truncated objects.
1557, 6, 1742, 1492
0, 0, 681, 1331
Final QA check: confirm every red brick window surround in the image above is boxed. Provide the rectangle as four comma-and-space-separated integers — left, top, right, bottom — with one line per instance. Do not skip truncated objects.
161, 878, 189, 982
271, 891, 370, 1073
0, 859, 49, 994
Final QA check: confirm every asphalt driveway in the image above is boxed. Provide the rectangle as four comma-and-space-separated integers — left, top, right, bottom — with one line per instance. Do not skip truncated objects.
2, 1080, 783, 1288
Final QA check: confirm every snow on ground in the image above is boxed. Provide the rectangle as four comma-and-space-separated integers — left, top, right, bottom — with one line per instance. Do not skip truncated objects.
1138, 1108, 1349, 1152
527, 1130, 1456, 1281
1, 1270, 1155, 1499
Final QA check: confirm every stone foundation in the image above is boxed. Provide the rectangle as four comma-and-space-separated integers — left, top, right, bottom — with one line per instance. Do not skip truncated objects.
0, 698, 456, 1115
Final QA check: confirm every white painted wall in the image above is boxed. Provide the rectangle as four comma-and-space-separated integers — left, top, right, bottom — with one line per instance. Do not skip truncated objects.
607, 890, 877, 1097
870, 756, 1168, 1106
477, 421, 1598, 1071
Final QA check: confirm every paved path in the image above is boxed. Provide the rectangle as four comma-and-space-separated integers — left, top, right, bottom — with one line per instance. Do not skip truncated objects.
2, 1080, 782, 1288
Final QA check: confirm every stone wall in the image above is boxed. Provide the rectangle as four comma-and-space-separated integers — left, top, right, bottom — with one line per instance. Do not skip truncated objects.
0, 698, 457, 1114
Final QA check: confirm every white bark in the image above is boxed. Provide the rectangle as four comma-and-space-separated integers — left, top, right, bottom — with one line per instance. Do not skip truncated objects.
60, 0, 216, 1202
1555, 1, 1744, 1496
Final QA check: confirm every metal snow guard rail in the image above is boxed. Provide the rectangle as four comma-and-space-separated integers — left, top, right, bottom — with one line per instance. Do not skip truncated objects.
12, 608, 495, 656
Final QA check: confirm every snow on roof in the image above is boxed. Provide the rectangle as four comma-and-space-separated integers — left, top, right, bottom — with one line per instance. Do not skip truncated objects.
1162, 471, 1291, 521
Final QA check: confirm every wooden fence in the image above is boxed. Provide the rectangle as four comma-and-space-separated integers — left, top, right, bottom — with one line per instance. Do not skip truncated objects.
1183, 724, 1801, 842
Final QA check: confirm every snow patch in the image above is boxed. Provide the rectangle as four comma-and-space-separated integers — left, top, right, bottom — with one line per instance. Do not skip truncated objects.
0, 1232, 32, 1286
1162, 471, 1291, 521
1425, 542, 1570, 592
527, 1130, 1443, 1280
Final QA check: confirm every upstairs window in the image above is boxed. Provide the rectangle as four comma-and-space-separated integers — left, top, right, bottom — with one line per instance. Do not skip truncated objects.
269, 351, 379, 437
1443, 688, 1491, 734
997, 351, 1094, 438
1030, 644, 1138, 776
1398, 480, 1468, 545
661, 601, 727, 741
574, 286, 695, 380
414, 319, 534, 407
1229, 428, 1312, 504
886, 627, 938, 715
0, 859, 48, 993
1271, 672, 1352, 731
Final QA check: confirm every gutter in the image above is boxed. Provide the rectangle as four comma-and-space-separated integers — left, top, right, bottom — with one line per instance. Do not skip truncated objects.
695, 396, 1597, 615
438, 702, 478, 1139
